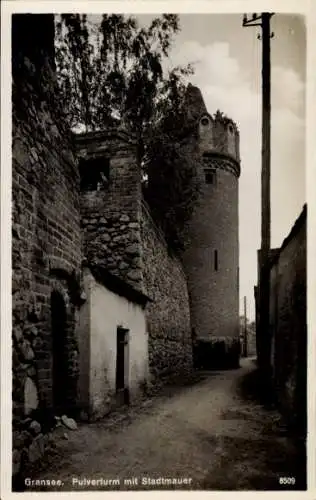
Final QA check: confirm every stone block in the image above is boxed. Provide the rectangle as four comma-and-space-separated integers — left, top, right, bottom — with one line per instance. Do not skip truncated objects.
13, 430, 32, 449
112, 235, 123, 242
34, 433, 46, 455
28, 441, 40, 464
111, 213, 121, 222
12, 449, 22, 476
125, 244, 139, 256
127, 269, 142, 282
24, 377, 38, 415
20, 417, 32, 428
13, 326, 23, 343
13, 431, 24, 449
27, 302, 42, 322
101, 233, 111, 243
13, 304, 28, 323
30, 147, 39, 162
129, 232, 141, 243
28, 435, 44, 463
120, 214, 130, 222
32, 336, 43, 351
29, 420, 41, 435
19, 339, 35, 362
23, 325, 38, 338
50, 124, 60, 139
61, 415, 78, 430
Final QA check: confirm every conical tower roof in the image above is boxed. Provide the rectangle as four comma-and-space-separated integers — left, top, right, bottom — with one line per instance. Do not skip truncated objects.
184, 83, 208, 124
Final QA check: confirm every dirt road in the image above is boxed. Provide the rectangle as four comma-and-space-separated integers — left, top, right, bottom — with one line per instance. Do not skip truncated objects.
24, 358, 306, 491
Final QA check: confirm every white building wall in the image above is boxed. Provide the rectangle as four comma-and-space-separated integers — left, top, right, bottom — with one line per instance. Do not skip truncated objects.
78, 269, 148, 420
91, 272, 148, 418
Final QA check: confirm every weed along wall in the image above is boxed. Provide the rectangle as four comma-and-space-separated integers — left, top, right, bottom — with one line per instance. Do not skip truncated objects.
141, 202, 193, 385
78, 266, 149, 421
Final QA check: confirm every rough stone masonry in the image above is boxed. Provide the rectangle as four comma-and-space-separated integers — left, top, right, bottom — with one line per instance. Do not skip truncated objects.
11, 13, 243, 482
76, 131, 194, 387
12, 14, 83, 477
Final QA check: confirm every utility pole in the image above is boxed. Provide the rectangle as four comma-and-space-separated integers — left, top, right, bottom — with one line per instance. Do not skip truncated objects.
243, 296, 248, 357
242, 13, 274, 376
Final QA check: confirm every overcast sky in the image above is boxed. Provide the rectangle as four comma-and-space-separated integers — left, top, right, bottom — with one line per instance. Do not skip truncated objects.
135, 13, 306, 320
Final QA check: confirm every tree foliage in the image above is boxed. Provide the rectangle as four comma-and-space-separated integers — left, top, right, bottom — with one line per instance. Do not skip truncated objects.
54, 14, 200, 251
55, 14, 190, 134
143, 74, 202, 251
144, 137, 201, 251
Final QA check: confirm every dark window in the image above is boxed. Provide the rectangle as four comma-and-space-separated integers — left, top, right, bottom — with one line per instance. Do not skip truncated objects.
116, 326, 129, 391
201, 117, 210, 126
79, 157, 110, 191
205, 170, 216, 185
214, 250, 218, 271
116, 326, 130, 405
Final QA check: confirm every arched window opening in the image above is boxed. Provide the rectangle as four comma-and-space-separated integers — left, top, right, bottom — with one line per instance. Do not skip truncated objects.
201, 117, 210, 127
228, 123, 234, 134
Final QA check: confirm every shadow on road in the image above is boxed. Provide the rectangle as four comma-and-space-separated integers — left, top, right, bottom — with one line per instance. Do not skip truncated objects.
233, 360, 307, 491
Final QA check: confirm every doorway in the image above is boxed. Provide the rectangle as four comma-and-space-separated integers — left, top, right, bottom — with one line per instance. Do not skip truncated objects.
116, 326, 130, 405
51, 290, 68, 414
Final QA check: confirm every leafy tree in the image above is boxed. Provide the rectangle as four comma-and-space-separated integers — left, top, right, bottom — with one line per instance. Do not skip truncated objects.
143, 72, 202, 250
54, 14, 200, 250
55, 14, 189, 134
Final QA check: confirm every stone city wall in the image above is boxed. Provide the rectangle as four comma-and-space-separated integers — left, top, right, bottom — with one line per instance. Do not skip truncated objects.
12, 14, 82, 480
269, 205, 307, 434
141, 201, 193, 385
77, 132, 144, 293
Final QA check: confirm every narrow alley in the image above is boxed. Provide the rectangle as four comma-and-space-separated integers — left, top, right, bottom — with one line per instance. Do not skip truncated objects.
24, 358, 305, 492
8, 12, 308, 497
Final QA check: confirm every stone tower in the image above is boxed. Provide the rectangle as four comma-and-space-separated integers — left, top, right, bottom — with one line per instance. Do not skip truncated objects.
181, 85, 241, 367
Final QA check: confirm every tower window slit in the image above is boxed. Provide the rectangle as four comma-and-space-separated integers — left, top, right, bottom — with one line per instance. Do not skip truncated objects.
205, 169, 216, 185
214, 250, 218, 271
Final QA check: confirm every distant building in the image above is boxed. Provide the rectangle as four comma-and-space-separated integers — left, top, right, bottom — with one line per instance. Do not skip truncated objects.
239, 318, 256, 357
255, 204, 307, 435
